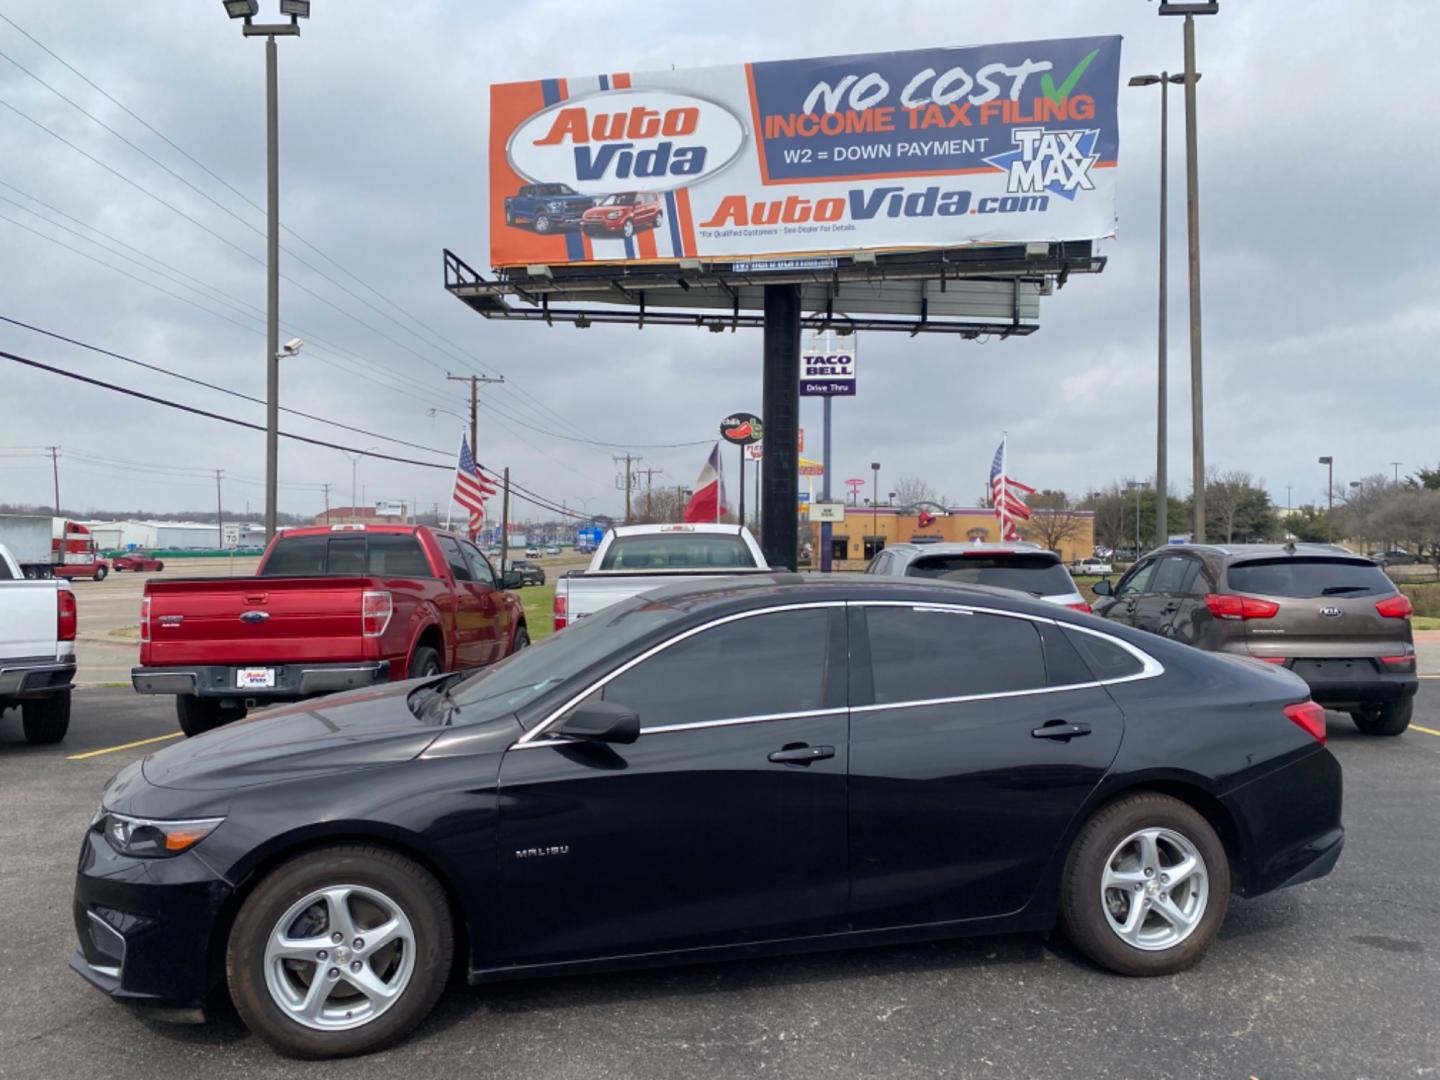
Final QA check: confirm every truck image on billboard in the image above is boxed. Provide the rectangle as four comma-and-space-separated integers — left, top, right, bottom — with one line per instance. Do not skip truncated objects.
489, 36, 1121, 268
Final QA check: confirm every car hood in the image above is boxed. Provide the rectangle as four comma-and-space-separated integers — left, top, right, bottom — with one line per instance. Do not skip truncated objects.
141, 678, 443, 792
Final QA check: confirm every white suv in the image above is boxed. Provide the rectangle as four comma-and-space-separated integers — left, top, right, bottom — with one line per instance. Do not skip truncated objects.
867, 541, 1091, 611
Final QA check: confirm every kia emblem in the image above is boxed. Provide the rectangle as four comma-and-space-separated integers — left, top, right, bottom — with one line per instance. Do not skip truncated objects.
1319, 606, 1343, 618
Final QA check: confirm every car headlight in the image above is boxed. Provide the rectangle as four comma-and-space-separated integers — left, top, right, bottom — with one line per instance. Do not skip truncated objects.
95, 810, 224, 858
607, 210, 622, 219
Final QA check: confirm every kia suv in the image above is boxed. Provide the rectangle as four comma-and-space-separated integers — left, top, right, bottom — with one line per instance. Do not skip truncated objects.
868, 542, 1090, 611
1091, 542, 1416, 734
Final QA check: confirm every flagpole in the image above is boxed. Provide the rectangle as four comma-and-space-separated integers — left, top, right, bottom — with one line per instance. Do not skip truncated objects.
999, 432, 1008, 541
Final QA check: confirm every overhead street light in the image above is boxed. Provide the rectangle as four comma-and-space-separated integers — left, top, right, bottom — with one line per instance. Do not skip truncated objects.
1129, 70, 1194, 551
221, 2, 310, 544
1318, 456, 1334, 540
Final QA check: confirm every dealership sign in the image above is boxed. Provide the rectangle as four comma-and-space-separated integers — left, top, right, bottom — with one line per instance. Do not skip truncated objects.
802, 333, 856, 396
489, 37, 1122, 267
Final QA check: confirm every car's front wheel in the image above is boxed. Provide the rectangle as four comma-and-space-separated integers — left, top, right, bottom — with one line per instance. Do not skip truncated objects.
227, 845, 453, 1059
1059, 793, 1230, 976
1351, 699, 1412, 736
535, 212, 552, 233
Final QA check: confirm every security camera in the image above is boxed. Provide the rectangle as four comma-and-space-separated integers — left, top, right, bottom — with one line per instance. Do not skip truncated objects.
278, 338, 304, 357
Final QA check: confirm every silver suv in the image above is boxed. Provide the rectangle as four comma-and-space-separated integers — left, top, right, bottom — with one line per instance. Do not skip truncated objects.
866, 542, 1090, 611
1091, 542, 1417, 735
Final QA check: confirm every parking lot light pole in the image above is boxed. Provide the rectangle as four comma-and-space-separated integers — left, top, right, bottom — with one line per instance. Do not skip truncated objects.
1158, 1, 1217, 543
871, 462, 881, 554
1318, 456, 1334, 540
222, 0, 308, 543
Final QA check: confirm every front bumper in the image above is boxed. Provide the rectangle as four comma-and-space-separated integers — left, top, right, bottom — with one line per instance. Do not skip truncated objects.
71, 828, 232, 1011
0, 658, 75, 697
132, 660, 389, 700
581, 218, 629, 234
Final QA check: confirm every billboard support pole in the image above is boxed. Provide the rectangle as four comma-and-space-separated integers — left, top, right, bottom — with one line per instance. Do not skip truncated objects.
761, 285, 801, 571
820, 394, 833, 573
738, 446, 745, 528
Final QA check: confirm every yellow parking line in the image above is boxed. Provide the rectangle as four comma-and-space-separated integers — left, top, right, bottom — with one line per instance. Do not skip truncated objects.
67, 732, 183, 760
1411, 724, 1440, 738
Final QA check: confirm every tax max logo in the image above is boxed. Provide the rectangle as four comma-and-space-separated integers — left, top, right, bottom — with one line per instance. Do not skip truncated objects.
985, 127, 1099, 201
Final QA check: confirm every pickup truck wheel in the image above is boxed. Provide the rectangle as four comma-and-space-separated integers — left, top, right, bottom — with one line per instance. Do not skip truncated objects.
21, 691, 71, 744
407, 646, 442, 680
535, 212, 552, 233
176, 695, 237, 738
505, 207, 514, 226
226, 844, 453, 1059
512, 627, 530, 653
93, 566, 108, 581
1351, 699, 1412, 736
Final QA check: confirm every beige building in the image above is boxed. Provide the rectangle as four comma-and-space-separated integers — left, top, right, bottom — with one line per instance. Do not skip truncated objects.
809, 506, 1095, 564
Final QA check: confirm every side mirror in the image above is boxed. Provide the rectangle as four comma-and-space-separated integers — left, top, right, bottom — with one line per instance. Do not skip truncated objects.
557, 700, 640, 744
1091, 578, 1113, 596
502, 570, 523, 589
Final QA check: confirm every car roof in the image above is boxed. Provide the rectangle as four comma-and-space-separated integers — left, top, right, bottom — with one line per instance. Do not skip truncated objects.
884, 541, 1055, 559
610, 523, 746, 538
1149, 541, 1369, 563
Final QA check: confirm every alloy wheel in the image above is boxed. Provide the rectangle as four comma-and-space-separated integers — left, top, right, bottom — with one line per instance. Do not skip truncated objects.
1100, 827, 1208, 951
262, 884, 416, 1031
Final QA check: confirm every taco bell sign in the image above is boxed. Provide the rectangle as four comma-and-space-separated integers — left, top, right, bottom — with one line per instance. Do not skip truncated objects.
801, 335, 856, 397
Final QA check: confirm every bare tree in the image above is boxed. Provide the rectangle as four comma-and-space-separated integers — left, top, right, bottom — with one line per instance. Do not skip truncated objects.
891, 475, 939, 510
1019, 490, 1083, 553
632, 487, 689, 524
1204, 469, 1272, 543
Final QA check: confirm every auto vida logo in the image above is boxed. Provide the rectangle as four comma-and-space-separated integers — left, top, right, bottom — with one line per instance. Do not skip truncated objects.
1319, 606, 1344, 618
507, 89, 747, 193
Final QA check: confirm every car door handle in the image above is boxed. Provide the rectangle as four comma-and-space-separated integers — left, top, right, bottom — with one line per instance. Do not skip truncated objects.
768, 744, 835, 765
1032, 721, 1092, 740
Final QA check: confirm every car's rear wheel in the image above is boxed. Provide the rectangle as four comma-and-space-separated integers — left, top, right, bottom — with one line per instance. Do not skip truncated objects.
227, 845, 453, 1059
1059, 792, 1230, 976
176, 694, 240, 737
93, 565, 108, 581
21, 690, 70, 744
154, 561, 165, 572
1350, 699, 1412, 736
512, 626, 530, 653
407, 645, 442, 680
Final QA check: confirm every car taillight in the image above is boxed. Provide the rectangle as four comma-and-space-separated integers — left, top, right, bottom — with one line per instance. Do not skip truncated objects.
1204, 594, 1279, 620
140, 595, 151, 643
1283, 700, 1327, 745
553, 591, 568, 631
1066, 601, 1092, 613
1253, 656, 1288, 665
57, 588, 77, 642
1376, 594, 1413, 619
361, 591, 392, 637
1381, 654, 1416, 671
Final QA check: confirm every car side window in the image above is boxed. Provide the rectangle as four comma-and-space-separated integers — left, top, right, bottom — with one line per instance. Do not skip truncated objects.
1151, 555, 1202, 595
601, 608, 833, 730
436, 536, 472, 582
869, 552, 889, 575
461, 541, 495, 587
1116, 558, 1158, 597
864, 606, 1047, 704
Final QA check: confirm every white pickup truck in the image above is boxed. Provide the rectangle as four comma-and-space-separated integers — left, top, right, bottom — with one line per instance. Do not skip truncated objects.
0, 543, 77, 744
552, 524, 772, 631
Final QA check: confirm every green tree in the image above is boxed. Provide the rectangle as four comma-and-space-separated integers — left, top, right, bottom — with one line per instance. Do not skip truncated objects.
1284, 504, 1330, 543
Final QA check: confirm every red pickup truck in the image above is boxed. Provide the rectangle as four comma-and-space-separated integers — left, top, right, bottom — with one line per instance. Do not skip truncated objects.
131, 524, 528, 736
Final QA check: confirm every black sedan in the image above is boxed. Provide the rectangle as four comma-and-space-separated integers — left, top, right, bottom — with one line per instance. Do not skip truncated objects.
72, 575, 1343, 1058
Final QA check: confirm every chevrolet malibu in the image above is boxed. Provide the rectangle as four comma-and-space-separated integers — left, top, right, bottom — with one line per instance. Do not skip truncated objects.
73, 575, 1343, 1058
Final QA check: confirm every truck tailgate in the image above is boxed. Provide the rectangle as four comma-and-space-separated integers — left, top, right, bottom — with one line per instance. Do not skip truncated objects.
142, 576, 377, 666
0, 581, 57, 658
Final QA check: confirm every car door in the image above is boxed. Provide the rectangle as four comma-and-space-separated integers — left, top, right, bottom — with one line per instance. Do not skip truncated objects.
435, 535, 487, 669
1092, 556, 1159, 626
460, 539, 506, 663
847, 601, 1125, 928
1131, 554, 1204, 637
494, 605, 850, 965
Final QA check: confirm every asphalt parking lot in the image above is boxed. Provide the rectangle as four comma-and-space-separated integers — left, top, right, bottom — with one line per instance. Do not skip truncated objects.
2, 688, 1437, 1079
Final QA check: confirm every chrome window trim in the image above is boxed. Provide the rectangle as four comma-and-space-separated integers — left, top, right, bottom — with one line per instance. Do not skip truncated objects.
514, 601, 847, 746
514, 706, 849, 749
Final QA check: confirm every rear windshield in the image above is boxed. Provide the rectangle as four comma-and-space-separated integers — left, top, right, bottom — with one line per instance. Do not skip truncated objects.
599, 533, 756, 571
1225, 557, 1391, 599
907, 553, 1074, 596
260, 533, 433, 578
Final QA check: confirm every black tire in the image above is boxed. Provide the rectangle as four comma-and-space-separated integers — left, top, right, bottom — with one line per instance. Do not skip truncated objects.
93, 565, 108, 581
535, 212, 552, 234
176, 694, 238, 738
21, 691, 70, 744
622, 219, 635, 238
22, 565, 38, 579
505, 207, 514, 226
1059, 792, 1230, 977
154, 561, 165, 572
407, 645, 442, 680
227, 845, 453, 1059
1351, 698, 1412, 736
511, 626, 530, 654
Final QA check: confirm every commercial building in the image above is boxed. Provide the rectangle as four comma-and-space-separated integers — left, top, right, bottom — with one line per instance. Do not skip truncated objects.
809, 506, 1096, 565
314, 506, 408, 526
83, 520, 223, 550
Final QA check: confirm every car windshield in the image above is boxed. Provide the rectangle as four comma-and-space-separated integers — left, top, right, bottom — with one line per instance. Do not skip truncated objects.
536, 184, 575, 196
597, 193, 637, 206
446, 596, 683, 725
907, 553, 1074, 596
1225, 557, 1392, 598
599, 533, 756, 570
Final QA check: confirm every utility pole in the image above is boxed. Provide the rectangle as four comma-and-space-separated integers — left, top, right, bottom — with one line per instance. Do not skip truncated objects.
321, 482, 331, 521
499, 468, 512, 573
637, 466, 664, 521
614, 454, 640, 523
446, 373, 505, 454
215, 470, 224, 549
46, 445, 60, 515
1391, 461, 1402, 485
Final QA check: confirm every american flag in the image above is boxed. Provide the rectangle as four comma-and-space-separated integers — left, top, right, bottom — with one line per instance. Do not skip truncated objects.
988, 436, 1034, 541
454, 434, 498, 539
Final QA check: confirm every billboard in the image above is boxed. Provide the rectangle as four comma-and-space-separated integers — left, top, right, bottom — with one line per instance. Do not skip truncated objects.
489, 36, 1121, 267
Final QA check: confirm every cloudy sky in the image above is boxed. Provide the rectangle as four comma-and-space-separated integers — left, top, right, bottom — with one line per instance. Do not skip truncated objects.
1, 1, 1435, 524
